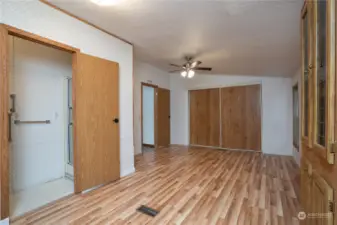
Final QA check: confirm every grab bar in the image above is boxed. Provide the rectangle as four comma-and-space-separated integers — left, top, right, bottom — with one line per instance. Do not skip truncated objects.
14, 120, 51, 125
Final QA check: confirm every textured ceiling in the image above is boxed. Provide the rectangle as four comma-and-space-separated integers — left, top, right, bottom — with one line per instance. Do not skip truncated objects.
47, 0, 303, 77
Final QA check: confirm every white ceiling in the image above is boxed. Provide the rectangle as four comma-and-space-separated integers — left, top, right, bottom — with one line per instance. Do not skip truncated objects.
48, 0, 303, 77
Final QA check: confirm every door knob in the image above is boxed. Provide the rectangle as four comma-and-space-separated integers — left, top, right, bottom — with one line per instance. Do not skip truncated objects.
113, 118, 119, 124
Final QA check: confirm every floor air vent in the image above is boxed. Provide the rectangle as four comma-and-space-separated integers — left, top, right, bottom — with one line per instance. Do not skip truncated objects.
137, 205, 159, 217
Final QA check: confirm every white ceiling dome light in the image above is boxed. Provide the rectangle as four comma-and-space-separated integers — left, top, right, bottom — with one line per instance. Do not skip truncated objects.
180, 70, 195, 78
90, 0, 123, 6
187, 70, 195, 78
181, 71, 187, 78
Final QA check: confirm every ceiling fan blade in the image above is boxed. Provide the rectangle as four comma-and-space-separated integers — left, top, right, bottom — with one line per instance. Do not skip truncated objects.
191, 61, 202, 68
170, 63, 182, 67
169, 70, 182, 73
195, 67, 212, 71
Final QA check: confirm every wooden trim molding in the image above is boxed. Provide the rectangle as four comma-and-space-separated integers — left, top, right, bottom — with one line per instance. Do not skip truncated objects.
0, 24, 9, 220
39, 0, 133, 46
141, 82, 158, 88
141, 82, 158, 150
0, 23, 80, 219
3, 24, 79, 53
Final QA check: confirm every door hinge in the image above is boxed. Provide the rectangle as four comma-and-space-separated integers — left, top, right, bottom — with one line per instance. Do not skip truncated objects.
329, 201, 334, 212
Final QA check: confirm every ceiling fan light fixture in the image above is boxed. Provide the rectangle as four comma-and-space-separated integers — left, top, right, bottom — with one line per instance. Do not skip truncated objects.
90, 0, 123, 6
181, 71, 187, 77
191, 61, 199, 68
187, 70, 195, 78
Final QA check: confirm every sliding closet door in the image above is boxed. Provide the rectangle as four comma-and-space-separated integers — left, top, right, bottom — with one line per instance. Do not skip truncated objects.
221, 84, 261, 151
189, 88, 220, 147
74, 53, 120, 193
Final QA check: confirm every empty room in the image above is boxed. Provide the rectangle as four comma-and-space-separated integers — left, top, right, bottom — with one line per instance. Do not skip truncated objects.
0, 0, 336, 225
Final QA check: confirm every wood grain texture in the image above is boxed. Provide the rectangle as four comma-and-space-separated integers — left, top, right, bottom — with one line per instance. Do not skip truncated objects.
74, 53, 120, 192
0, 24, 9, 220
300, 1, 337, 225
189, 88, 220, 147
310, 0, 335, 165
157, 88, 170, 147
11, 146, 300, 225
311, 171, 334, 225
2, 24, 78, 53
221, 85, 261, 151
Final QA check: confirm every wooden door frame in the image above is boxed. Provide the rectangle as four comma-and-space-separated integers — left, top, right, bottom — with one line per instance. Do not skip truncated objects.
141, 82, 158, 149
0, 23, 80, 219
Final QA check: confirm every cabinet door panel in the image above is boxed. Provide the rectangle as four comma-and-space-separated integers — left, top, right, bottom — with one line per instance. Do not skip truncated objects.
302, 6, 310, 140
312, 0, 335, 164
302, 1, 315, 151
310, 172, 334, 225
315, 0, 327, 147
301, 160, 311, 217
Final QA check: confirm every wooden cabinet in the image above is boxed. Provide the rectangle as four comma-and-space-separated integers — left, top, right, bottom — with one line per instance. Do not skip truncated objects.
300, 0, 336, 224
311, 172, 334, 225
301, 160, 312, 217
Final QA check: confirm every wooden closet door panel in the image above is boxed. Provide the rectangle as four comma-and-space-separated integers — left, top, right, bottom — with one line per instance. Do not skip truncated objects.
189, 88, 220, 147
221, 85, 261, 151
245, 84, 262, 151
157, 88, 170, 147
74, 53, 120, 193
221, 86, 246, 149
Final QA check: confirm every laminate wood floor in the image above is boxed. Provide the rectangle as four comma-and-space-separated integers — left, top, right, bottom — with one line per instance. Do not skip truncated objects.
12, 146, 301, 225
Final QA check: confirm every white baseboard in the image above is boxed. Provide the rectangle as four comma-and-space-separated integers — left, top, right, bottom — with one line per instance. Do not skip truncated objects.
121, 167, 135, 177
0, 218, 9, 225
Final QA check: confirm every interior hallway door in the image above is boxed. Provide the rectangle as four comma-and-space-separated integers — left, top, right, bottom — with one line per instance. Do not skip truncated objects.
156, 88, 171, 147
74, 53, 120, 193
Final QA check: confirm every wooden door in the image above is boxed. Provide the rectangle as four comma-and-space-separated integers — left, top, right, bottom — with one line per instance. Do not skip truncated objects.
74, 53, 120, 193
156, 88, 170, 147
189, 88, 220, 147
221, 84, 261, 151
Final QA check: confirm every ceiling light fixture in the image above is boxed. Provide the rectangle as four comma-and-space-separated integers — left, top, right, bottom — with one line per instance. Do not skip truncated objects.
187, 70, 195, 78
90, 0, 123, 6
181, 71, 187, 77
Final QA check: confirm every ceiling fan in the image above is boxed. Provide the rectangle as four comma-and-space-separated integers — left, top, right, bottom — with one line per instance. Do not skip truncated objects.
169, 56, 212, 78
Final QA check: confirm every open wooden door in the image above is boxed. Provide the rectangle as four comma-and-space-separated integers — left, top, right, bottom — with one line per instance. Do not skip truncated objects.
156, 88, 170, 147
74, 53, 120, 193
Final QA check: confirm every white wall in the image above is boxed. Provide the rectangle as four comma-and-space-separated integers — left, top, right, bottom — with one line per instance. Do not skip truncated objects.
1, 1, 134, 177
292, 68, 301, 165
133, 61, 170, 154
9, 37, 72, 192
142, 86, 155, 145
170, 74, 293, 156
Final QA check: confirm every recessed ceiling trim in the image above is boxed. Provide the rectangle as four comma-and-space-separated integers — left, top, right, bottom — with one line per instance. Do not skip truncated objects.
39, 0, 133, 46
